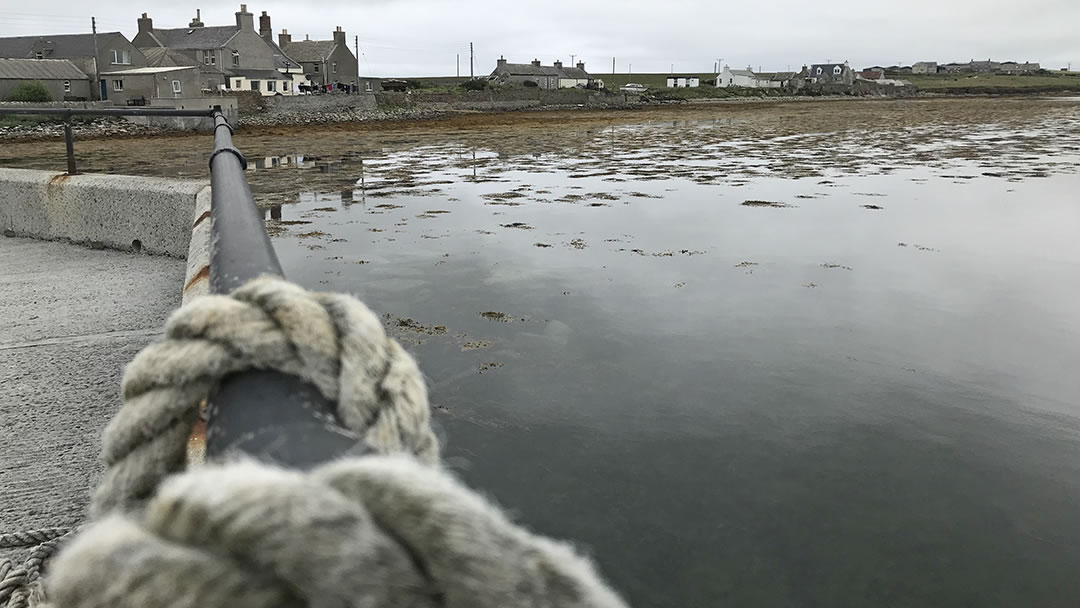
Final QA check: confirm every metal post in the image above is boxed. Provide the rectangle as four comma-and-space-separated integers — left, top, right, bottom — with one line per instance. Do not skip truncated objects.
91, 17, 100, 101
204, 111, 366, 467
63, 113, 76, 175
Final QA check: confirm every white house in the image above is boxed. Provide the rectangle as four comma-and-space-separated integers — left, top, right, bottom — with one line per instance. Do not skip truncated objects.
665, 75, 700, 88
717, 65, 761, 87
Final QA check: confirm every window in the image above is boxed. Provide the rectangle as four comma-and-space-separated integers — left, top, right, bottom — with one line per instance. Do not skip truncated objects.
232, 50, 240, 67
111, 49, 131, 65
203, 50, 215, 65
332, 61, 337, 74
172, 80, 182, 94
63, 80, 71, 92
250, 80, 260, 91
35, 51, 43, 59
833, 66, 842, 75
314, 63, 320, 73
365, 81, 372, 92
815, 67, 823, 75
235, 79, 242, 89
112, 79, 123, 91
267, 80, 276, 92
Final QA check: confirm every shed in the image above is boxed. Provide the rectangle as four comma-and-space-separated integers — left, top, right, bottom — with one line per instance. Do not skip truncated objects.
0, 57, 90, 100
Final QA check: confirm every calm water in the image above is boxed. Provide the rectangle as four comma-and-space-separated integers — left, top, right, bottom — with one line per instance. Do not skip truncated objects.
9, 98, 1080, 606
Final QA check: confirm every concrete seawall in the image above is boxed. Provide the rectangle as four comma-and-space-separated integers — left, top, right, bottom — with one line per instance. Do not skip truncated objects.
0, 168, 208, 257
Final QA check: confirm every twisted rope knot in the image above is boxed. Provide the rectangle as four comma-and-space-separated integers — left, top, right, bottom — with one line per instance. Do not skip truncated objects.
93, 275, 439, 515
35, 276, 625, 607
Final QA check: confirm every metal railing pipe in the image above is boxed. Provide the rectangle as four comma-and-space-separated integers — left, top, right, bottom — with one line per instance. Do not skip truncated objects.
203, 111, 368, 468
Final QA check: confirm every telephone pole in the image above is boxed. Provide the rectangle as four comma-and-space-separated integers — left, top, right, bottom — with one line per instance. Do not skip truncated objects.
571, 54, 575, 65
612, 56, 615, 76
354, 35, 359, 93
457, 54, 460, 77
91, 16, 100, 100
469, 42, 474, 79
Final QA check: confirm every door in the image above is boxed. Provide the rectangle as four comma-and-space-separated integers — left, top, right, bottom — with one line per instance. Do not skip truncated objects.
100, 79, 108, 100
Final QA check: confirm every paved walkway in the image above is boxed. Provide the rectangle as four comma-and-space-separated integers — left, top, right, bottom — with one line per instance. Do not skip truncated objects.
0, 236, 184, 556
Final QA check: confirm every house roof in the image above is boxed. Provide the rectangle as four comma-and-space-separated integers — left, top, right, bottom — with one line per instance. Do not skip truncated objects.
100, 65, 196, 75
265, 39, 301, 70
140, 26, 239, 51
231, 68, 291, 80
142, 47, 199, 67
282, 40, 336, 63
728, 69, 755, 77
0, 57, 87, 80
494, 62, 591, 79
0, 32, 127, 59
756, 71, 795, 80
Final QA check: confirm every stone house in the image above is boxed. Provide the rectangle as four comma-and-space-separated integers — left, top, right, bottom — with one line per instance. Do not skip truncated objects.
132, 5, 284, 92
807, 61, 854, 85
97, 65, 201, 105
0, 57, 90, 100
0, 32, 147, 100
277, 27, 359, 91
716, 65, 759, 87
489, 57, 592, 90
999, 61, 1041, 73
858, 69, 885, 80
912, 61, 937, 74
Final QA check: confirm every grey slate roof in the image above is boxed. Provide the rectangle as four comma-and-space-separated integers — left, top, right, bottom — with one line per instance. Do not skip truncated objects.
265, 39, 301, 70
0, 57, 87, 80
140, 26, 239, 51
281, 40, 336, 63
142, 47, 199, 67
494, 62, 591, 79
0, 32, 126, 59
231, 68, 290, 80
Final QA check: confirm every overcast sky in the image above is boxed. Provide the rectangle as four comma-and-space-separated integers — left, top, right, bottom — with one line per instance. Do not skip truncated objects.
2, 0, 1077, 76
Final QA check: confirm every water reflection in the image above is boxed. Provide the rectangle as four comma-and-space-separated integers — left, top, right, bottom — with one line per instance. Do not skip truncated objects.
258, 98, 1080, 607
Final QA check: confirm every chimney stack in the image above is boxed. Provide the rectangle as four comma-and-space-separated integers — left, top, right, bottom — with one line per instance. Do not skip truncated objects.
497, 55, 506, 68
137, 12, 153, 34
333, 25, 346, 46
278, 29, 292, 47
235, 4, 254, 31
259, 11, 272, 41
553, 60, 563, 69
531, 59, 541, 67
576, 60, 585, 71
189, 9, 204, 28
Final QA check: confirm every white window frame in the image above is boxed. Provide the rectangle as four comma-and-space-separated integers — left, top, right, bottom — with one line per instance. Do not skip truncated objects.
63, 80, 71, 92
815, 67, 823, 75
332, 61, 337, 74
365, 81, 373, 92
235, 79, 242, 89
314, 63, 320, 73
35, 51, 43, 59
267, 80, 276, 92
232, 50, 240, 67
111, 49, 131, 65
833, 66, 842, 75
171, 80, 182, 94
203, 50, 216, 66
112, 79, 123, 92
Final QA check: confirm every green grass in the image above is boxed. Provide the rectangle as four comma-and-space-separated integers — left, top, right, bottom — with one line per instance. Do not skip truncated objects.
904, 72, 1080, 90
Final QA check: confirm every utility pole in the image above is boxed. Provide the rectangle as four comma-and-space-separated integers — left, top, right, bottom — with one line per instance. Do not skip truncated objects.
612, 56, 615, 76
91, 16, 100, 100
571, 54, 576, 65
469, 42, 474, 79
354, 35, 359, 93
457, 54, 460, 77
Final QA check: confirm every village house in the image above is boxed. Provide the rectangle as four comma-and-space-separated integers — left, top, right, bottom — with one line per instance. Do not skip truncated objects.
133, 5, 291, 94
489, 57, 593, 90
716, 65, 792, 88
858, 69, 885, 80
98, 65, 202, 105
0, 57, 90, 100
277, 27, 360, 91
998, 61, 1041, 74
666, 75, 700, 88
806, 61, 854, 85
0, 32, 147, 100
912, 61, 937, 74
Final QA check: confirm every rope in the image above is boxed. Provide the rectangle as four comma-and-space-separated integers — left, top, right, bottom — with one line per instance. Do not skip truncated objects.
36, 276, 626, 607
0, 531, 72, 608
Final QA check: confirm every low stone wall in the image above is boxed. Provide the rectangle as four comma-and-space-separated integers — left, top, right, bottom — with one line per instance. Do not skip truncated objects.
0, 168, 208, 257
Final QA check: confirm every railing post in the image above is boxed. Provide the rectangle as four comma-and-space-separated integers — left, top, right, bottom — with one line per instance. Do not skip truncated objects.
63, 111, 76, 175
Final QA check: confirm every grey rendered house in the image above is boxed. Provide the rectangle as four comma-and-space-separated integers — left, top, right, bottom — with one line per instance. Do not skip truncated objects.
98, 66, 202, 105
0, 32, 147, 100
278, 27, 359, 90
0, 57, 90, 100
132, 5, 287, 93
807, 62, 854, 85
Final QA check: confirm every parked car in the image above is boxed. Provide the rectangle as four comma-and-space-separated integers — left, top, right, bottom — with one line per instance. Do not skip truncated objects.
620, 83, 648, 93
